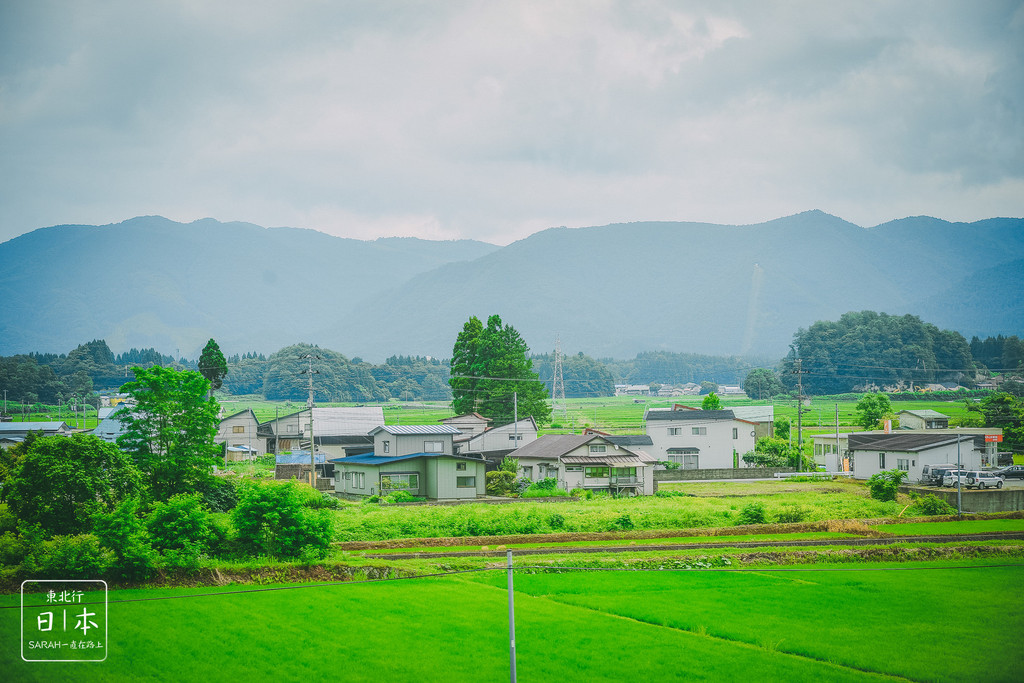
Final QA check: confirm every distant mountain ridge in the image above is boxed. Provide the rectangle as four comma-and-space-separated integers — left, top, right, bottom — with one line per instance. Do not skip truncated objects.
1, 211, 1021, 361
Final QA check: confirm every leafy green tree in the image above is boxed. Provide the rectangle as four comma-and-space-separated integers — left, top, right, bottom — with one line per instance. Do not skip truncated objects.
743, 368, 784, 400
701, 392, 722, 410
449, 315, 551, 425
6, 434, 144, 535
118, 366, 221, 501
971, 392, 1024, 451
855, 393, 893, 430
774, 417, 791, 440
699, 381, 719, 396
231, 482, 332, 559
198, 338, 229, 395
146, 493, 214, 569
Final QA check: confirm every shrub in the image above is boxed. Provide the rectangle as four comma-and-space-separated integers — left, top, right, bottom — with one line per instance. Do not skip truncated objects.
0, 503, 17, 534
609, 513, 634, 531
231, 482, 333, 559
0, 530, 28, 565
92, 497, 157, 581
914, 495, 957, 516
570, 488, 594, 500
498, 456, 519, 474
513, 478, 533, 496
867, 469, 908, 502
33, 534, 114, 579
547, 513, 566, 529
521, 486, 569, 498
196, 476, 239, 512
382, 490, 425, 503
737, 502, 768, 525
658, 460, 681, 470
775, 505, 809, 524
486, 470, 516, 496
146, 493, 213, 569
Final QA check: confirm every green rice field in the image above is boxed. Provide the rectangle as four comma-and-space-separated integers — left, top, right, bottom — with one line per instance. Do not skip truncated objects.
3, 560, 1021, 682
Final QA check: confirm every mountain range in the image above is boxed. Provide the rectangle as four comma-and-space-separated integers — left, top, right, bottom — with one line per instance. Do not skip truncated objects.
1, 211, 1020, 361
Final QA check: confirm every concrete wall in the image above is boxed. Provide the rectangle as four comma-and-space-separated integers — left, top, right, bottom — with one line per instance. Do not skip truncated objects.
905, 487, 1024, 513
654, 467, 796, 483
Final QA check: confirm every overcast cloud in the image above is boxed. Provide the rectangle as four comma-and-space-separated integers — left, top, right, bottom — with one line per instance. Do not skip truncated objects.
1, 0, 1022, 245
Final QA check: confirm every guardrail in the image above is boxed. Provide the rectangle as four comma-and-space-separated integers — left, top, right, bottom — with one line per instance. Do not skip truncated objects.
774, 471, 853, 478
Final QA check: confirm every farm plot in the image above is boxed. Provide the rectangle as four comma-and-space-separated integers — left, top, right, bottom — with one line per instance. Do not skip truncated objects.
3, 560, 1021, 682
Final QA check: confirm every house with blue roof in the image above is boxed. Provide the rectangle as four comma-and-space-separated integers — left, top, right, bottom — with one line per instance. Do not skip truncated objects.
330, 424, 486, 499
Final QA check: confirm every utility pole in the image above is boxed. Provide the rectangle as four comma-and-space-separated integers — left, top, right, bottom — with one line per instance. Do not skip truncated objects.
835, 403, 841, 472
792, 358, 807, 463
513, 391, 518, 446
300, 353, 321, 488
507, 550, 517, 683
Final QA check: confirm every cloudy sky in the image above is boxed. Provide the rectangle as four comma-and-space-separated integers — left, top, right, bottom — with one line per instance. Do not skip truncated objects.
1, 0, 1022, 245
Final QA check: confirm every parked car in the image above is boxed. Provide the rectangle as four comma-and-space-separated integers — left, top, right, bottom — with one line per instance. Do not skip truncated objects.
995, 465, 1024, 479
942, 470, 968, 487
964, 471, 1004, 489
921, 463, 958, 486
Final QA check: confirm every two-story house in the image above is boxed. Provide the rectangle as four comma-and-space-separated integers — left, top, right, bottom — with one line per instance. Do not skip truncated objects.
508, 433, 656, 496
330, 424, 486, 499
645, 408, 757, 469
216, 408, 266, 461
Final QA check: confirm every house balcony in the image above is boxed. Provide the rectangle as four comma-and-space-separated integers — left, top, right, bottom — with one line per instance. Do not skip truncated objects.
584, 477, 641, 488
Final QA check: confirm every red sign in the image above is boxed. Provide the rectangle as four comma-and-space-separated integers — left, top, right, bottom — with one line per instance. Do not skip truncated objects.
985, 434, 1003, 443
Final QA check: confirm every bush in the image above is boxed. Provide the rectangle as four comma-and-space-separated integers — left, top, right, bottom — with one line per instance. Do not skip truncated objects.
914, 495, 957, 516
775, 505, 809, 524
658, 460, 681, 470
231, 482, 333, 559
737, 502, 768, 525
196, 477, 239, 512
547, 513, 566, 529
867, 469, 908, 502
521, 486, 569, 498
92, 497, 157, 581
0, 530, 28, 566
146, 493, 213, 569
513, 478, 533, 496
32, 534, 114, 579
609, 513, 634, 531
382, 490, 425, 503
486, 470, 516, 496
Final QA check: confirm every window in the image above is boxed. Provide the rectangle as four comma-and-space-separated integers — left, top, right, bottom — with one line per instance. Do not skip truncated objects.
897, 458, 910, 471
565, 466, 583, 472
667, 427, 681, 436
456, 462, 467, 471
233, 425, 245, 434
380, 473, 419, 491
457, 476, 476, 488
692, 427, 707, 435
732, 428, 738, 439
589, 444, 606, 453
522, 466, 533, 479
382, 440, 390, 453
879, 453, 886, 469
424, 440, 444, 453
508, 434, 523, 441
354, 472, 365, 490
585, 466, 609, 478
611, 467, 636, 477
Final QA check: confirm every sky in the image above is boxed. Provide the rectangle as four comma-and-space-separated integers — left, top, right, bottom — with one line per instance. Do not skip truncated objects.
1, 0, 1022, 246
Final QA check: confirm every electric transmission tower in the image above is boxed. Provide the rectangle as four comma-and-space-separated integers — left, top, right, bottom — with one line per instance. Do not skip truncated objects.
552, 338, 567, 421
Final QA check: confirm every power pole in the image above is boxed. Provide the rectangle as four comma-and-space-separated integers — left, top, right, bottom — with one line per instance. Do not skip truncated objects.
551, 338, 567, 421
792, 358, 807, 463
300, 353, 321, 488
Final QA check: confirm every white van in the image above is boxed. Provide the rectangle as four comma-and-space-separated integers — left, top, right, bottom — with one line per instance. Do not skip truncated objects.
921, 463, 958, 486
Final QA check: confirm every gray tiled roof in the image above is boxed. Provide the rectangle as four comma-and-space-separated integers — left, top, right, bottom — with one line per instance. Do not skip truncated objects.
848, 433, 973, 452
372, 424, 461, 435
645, 409, 736, 421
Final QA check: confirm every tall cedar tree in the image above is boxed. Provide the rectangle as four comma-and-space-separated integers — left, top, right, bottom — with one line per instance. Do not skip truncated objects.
198, 338, 229, 395
117, 366, 220, 501
450, 315, 551, 425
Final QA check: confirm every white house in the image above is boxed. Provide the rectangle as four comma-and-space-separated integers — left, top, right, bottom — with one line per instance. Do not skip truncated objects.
644, 408, 757, 469
508, 433, 656, 496
455, 417, 539, 457
216, 408, 266, 461
441, 413, 492, 440
815, 427, 1004, 473
847, 432, 982, 482
897, 410, 949, 430
258, 406, 385, 460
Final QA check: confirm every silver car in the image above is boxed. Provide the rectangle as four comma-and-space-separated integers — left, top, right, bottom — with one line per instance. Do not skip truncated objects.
965, 471, 1004, 489
942, 470, 967, 487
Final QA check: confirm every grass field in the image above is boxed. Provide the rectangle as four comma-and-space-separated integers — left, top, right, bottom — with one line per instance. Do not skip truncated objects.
3, 560, 1021, 682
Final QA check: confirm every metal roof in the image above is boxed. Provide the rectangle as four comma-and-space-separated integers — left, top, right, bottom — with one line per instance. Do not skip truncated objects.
848, 433, 973, 453
371, 424, 461, 436
0, 421, 69, 433
645, 409, 737, 422
896, 409, 949, 419
329, 451, 480, 466
728, 406, 775, 423
561, 454, 644, 465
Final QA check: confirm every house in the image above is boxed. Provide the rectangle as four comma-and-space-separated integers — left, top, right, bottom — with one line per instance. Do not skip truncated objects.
644, 408, 757, 469
441, 413, 492, 440
507, 433, 656, 496
257, 406, 385, 460
456, 417, 539, 464
216, 408, 266, 461
673, 403, 774, 439
91, 406, 128, 444
0, 421, 73, 445
814, 426, 1004, 472
846, 433, 982, 482
717, 385, 747, 397
331, 424, 486, 499
615, 384, 651, 396
897, 410, 949, 430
